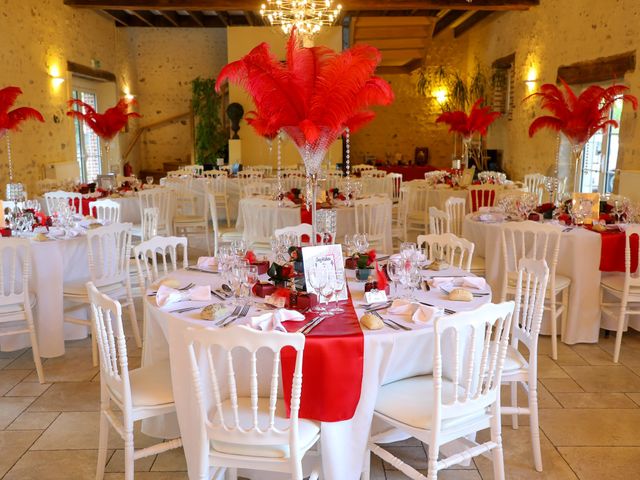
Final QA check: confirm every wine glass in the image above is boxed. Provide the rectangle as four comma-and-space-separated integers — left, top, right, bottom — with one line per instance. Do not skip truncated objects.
307, 267, 328, 312
146, 176, 154, 186
244, 265, 259, 306
231, 239, 247, 259
319, 280, 334, 312
408, 265, 422, 301
330, 271, 346, 313
353, 233, 369, 254
387, 257, 402, 299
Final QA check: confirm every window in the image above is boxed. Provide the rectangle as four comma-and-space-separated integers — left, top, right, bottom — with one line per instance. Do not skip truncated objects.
71, 88, 102, 183
579, 97, 623, 194
492, 53, 516, 120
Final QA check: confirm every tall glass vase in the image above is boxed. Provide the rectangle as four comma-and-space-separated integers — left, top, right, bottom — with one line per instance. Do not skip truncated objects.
569, 143, 585, 193
462, 136, 471, 169
282, 126, 334, 246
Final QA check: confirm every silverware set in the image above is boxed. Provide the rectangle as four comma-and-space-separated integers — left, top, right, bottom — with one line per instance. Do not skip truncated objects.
147, 283, 194, 297
217, 304, 251, 328
296, 314, 329, 335
439, 287, 490, 298
419, 301, 456, 315
371, 310, 410, 331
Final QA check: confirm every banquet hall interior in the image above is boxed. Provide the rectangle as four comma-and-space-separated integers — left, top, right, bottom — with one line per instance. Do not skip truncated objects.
2, 0, 640, 479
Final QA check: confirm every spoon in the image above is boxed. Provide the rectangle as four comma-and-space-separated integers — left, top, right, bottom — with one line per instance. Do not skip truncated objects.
221, 284, 233, 295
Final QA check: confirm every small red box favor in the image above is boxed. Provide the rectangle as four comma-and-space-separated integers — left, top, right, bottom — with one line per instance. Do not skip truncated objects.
345, 257, 358, 270
252, 282, 277, 298
251, 260, 270, 275
0, 228, 12, 237
291, 292, 318, 311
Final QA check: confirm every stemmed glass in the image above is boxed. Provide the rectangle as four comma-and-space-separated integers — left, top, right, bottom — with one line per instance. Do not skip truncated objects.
244, 265, 259, 306
353, 233, 369, 254
408, 265, 422, 301
230, 259, 249, 307
319, 278, 334, 312
146, 176, 154, 186
307, 267, 328, 312
231, 239, 247, 258
330, 271, 346, 312
387, 257, 402, 299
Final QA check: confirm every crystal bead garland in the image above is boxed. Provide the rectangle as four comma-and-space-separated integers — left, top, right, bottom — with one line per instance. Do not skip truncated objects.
275, 133, 284, 206
344, 127, 352, 206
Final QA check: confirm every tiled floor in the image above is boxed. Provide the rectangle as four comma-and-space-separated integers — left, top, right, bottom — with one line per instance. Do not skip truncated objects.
2, 240, 640, 478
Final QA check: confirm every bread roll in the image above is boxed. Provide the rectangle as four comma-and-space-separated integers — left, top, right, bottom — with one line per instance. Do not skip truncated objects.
448, 288, 473, 302
34, 232, 48, 242
360, 312, 384, 330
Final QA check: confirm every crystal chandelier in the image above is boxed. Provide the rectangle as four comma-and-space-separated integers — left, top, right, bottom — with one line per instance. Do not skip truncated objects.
260, 0, 342, 36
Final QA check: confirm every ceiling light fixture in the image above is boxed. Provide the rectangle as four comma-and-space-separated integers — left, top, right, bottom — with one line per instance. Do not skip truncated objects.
260, 0, 342, 37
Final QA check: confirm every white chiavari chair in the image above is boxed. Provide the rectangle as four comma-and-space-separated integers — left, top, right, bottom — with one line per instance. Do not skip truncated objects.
241, 200, 280, 251
44, 190, 84, 215
238, 171, 264, 181
600, 225, 640, 363
385, 173, 403, 206
467, 184, 502, 212
501, 258, 549, 472
133, 236, 188, 291
207, 173, 231, 228
501, 222, 568, 360
364, 302, 515, 480
247, 165, 273, 176
354, 199, 387, 251
324, 172, 344, 192
0, 239, 44, 383
417, 233, 475, 272
136, 188, 172, 238
179, 164, 203, 176
169, 180, 211, 256
203, 169, 228, 179
404, 183, 431, 241
524, 173, 546, 203
242, 182, 272, 198
89, 199, 121, 224
184, 325, 320, 480
141, 207, 159, 242
444, 197, 466, 236
64, 223, 140, 366
282, 175, 305, 192
428, 207, 450, 235
275, 223, 313, 246
88, 282, 182, 480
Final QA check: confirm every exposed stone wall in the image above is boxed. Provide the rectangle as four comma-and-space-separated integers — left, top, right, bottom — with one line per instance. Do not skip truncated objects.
0, 0, 138, 195
460, 0, 640, 182
126, 28, 228, 172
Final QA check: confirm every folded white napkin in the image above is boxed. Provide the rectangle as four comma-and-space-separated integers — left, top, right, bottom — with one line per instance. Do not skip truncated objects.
429, 276, 487, 290
249, 309, 305, 332
156, 285, 211, 307
388, 299, 439, 324
196, 256, 217, 269
48, 227, 66, 238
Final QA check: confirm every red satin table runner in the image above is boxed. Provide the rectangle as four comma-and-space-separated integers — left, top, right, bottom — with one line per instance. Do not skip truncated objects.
280, 295, 364, 422
595, 228, 638, 273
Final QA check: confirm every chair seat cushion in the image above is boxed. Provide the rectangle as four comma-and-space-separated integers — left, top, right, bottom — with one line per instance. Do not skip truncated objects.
210, 397, 320, 459
601, 273, 640, 296
110, 360, 174, 407
0, 294, 36, 315
63, 281, 124, 297
374, 375, 486, 431
502, 345, 528, 375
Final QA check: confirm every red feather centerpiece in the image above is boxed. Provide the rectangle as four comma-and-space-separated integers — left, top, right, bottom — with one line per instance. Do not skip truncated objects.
66, 98, 141, 141
527, 78, 637, 191
435, 98, 500, 170
216, 29, 394, 244
0, 86, 45, 198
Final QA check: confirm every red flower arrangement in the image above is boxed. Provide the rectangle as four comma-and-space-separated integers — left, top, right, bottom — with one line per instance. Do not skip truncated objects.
526, 78, 638, 146
215, 28, 394, 145
435, 98, 500, 140
0, 87, 44, 138
66, 98, 141, 141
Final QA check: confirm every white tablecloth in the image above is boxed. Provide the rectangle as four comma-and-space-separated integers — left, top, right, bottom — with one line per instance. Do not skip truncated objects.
236, 196, 393, 252
462, 216, 603, 343
142, 266, 491, 480
0, 235, 90, 357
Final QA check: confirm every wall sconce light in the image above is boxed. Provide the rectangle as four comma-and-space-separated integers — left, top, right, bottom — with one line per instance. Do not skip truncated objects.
49, 65, 65, 89
433, 87, 448, 106
524, 66, 538, 93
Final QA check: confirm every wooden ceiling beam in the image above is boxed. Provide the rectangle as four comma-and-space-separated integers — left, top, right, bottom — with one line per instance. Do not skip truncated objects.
363, 37, 428, 50
187, 10, 205, 26
432, 10, 465, 37
101, 9, 130, 25
63, 0, 539, 11
379, 48, 425, 61
453, 10, 494, 37
128, 10, 159, 26
557, 51, 636, 85
159, 10, 179, 26
216, 11, 230, 26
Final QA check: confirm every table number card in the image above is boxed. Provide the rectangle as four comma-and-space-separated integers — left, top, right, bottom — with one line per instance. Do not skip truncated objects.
302, 244, 348, 301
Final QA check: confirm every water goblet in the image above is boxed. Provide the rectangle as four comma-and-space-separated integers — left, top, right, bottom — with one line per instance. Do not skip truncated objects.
307, 268, 328, 312
146, 176, 154, 186
330, 271, 346, 313
353, 233, 369, 254
244, 265, 259, 307
387, 257, 403, 299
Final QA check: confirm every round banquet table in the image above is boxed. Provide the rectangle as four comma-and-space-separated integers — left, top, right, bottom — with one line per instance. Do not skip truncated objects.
235, 196, 393, 252
141, 265, 491, 480
0, 234, 91, 357
38, 193, 141, 224
462, 215, 608, 344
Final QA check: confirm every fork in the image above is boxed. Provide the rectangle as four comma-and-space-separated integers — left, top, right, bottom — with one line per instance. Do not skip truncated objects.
221, 304, 250, 327
215, 305, 241, 326
372, 310, 410, 331
148, 282, 195, 296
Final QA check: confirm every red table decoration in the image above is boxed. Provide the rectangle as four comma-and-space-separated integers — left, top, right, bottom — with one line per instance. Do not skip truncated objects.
597, 229, 638, 273
281, 294, 364, 422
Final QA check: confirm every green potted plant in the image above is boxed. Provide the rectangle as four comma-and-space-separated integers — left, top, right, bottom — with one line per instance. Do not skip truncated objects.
192, 77, 227, 170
